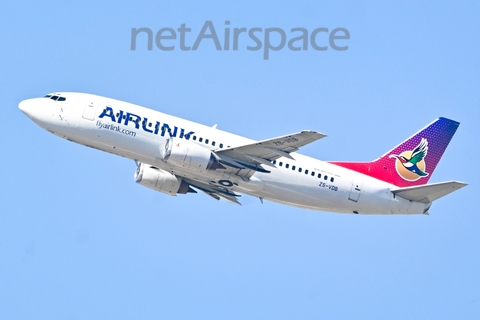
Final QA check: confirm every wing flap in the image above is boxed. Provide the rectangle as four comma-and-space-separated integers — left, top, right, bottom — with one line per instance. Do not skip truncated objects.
391, 181, 467, 203
183, 178, 242, 205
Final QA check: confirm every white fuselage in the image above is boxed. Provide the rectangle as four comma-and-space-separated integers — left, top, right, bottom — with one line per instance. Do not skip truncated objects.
19, 92, 429, 214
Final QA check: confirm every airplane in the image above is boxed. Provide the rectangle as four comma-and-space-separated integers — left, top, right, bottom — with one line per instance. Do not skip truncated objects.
18, 92, 466, 214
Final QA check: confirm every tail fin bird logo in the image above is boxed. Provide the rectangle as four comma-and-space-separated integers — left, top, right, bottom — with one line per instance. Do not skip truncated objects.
389, 138, 429, 181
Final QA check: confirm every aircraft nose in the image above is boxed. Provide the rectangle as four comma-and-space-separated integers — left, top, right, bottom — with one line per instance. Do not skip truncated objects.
19, 98, 37, 119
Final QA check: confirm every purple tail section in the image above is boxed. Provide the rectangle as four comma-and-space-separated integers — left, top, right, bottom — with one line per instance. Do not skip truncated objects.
330, 117, 460, 187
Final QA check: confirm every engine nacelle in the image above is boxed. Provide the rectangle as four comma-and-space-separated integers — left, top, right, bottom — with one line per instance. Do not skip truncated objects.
160, 138, 223, 171
134, 163, 190, 195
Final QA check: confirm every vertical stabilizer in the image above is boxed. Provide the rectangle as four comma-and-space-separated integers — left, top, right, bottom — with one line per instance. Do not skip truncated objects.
330, 118, 460, 187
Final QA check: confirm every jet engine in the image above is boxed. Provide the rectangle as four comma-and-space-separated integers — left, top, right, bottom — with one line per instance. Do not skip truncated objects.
160, 138, 224, 171
134, 162, 192, 195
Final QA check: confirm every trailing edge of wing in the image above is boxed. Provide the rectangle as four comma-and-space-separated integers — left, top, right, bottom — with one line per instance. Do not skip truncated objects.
183, 178, 242, 205
218, 158, 271, 173
390, 181, 467, 203
191, 186, 242, 205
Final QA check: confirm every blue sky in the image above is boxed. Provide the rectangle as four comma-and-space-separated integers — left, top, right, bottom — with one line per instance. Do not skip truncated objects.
2, 1, 479, 319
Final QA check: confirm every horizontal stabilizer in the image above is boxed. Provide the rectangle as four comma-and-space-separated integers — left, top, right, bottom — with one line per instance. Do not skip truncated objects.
391, 181, 467, 203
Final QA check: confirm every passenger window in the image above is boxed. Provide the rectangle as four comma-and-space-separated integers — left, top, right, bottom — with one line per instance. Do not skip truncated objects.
199, 138, 203, 142
279, 162, 283, 166
148, 123, 152, 127
205, 139, 209, 144
286, 164, 289, 169
330, 177, 334, 182
305, 170, 308, 175
299, 168, 302, 173
193, 136, 197, 141
220, 143, 223, 148
273, 160, 276, 165
324, 175, 328, 180
311, 172, 315, 176
212, 141, 216, 146
292, 165, 296, 170
318, 174, 321, 178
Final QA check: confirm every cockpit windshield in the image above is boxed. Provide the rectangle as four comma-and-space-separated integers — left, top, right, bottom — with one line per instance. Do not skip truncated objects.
44, 94, 66, 101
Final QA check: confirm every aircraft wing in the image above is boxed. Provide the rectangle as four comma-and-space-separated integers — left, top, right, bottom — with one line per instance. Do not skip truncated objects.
183, 177, 242, 205
216, 130, 326, 172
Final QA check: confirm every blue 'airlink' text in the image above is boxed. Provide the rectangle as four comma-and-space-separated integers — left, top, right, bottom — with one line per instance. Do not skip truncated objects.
98, 107, 195, 139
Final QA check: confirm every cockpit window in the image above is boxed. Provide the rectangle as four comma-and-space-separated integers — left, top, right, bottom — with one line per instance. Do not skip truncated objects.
43, 94, 66, 101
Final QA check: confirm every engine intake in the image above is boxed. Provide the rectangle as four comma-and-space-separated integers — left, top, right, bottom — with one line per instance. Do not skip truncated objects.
134, 163, 192, 195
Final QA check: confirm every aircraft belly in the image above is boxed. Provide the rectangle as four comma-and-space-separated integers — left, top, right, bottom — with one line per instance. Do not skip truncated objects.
257, 178, 344, 211
257, 176, 428, 214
